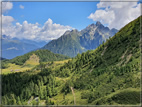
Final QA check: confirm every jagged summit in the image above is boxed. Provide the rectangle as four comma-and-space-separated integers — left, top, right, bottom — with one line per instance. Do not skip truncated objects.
87, 21, 102, 28
64, 29, 79, 35
96, 21, 102, 26
86, 21, 104, 30
71, 29, 79, 33
88, 23, 95, 27
64, 30, 71, 35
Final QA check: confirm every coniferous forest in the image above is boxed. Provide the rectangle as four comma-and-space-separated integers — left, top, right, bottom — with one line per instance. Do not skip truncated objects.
1, 16, 141, 105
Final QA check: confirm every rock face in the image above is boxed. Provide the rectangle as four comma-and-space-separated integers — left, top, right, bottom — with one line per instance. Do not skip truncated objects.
42, 22, 118, 57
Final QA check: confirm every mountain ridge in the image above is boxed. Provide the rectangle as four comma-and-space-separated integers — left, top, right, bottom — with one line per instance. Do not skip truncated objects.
42, 22, 118, 57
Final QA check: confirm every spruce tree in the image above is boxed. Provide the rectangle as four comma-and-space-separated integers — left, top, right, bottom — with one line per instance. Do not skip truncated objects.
17, 96, 22, 105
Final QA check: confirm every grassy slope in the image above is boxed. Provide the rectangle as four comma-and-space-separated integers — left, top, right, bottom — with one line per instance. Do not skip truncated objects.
49, 16, 141, 105
9, 49, 69, 65
2, 63, 34, 74
1, 49, 69, 69
2, 49, 70, 74
2, 54, 40, 74
91, 88, 140, 105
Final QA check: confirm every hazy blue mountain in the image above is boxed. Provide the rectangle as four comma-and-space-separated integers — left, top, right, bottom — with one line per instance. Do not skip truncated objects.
42, 22, 118, 57
1, 35, 47, 59
12, 37, 48, 48
0, 57, 6, 60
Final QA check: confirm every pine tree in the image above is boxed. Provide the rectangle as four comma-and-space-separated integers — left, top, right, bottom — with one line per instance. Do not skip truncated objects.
43, 87, 47, 99
10, 94, 17, 105
2, 96, 7, 105
47, 85, 52, 97
39, 87, 44, 99
17, 96, 22, 105
26, 88, 31, 99
43, 76, 47, 84
35, 84, 39, 96
45, 96, 50, 105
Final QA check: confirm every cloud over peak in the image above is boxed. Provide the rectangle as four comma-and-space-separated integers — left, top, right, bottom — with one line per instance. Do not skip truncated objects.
2, 18, 72, 41
88, 1, 141, 29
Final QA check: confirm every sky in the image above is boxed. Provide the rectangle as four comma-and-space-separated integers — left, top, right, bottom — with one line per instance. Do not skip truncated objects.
2, 1, 141, 41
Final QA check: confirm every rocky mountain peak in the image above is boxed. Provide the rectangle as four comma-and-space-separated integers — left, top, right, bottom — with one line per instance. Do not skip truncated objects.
64, 30, 71, 35
71, 29, 78, 33
42, 21, 118, 57
96, 21, 102, 26
87, 23, 96, 29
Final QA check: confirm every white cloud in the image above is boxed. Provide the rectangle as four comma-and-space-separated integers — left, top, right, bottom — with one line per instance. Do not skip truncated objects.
2, 2, 72, 42
2, 18, 72, 41
2, 15, 14, 26
7, 47, 18, 50
88, 10, 115, 25
19, 5, 24, 9
2, 2, 13, 13
2, 15, 15, 35
1, 2, 15, 38
88, 1, 141, 29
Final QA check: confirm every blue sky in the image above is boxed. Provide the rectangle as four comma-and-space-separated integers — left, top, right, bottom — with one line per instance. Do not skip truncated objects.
4, 2, 98, 30
2, 1, 141, 41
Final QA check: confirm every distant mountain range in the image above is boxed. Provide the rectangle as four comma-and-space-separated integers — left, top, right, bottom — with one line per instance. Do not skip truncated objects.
1, 35, 47, 59
1, 21, 117, 59
42, 21, 118, 57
